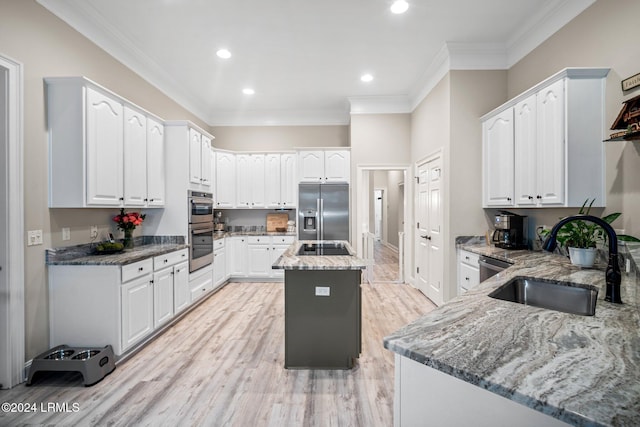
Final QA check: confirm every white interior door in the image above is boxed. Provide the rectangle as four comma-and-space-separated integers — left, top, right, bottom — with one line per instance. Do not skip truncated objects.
374, 189, 383, 241
415, 164, 429, 296
415, 153, 444, 305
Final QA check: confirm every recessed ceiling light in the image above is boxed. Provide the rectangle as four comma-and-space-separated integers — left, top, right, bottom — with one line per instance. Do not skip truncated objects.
361, 74, 374, 83
390, 0, 409, 14
216, 49, 232, 59
242, 88, 255, 95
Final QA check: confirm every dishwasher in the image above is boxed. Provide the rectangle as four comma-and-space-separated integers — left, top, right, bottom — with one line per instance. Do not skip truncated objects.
478, 256, 512, 282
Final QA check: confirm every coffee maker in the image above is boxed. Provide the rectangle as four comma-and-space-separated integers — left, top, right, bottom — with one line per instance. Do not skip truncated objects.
492, 211, 528, 249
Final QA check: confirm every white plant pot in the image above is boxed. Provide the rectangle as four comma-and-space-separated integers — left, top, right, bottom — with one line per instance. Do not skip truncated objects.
568, 247, 597, 268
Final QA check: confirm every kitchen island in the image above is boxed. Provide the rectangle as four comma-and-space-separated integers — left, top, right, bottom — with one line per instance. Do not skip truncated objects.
273, 240, 368, 369
384, 243, 640, 427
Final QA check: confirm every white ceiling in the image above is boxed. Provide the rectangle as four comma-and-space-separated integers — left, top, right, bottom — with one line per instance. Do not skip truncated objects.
37, 0, 594, 126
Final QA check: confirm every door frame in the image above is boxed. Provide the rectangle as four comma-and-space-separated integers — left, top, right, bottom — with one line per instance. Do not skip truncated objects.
0, 53, 25, 388
355, 164, 411, 283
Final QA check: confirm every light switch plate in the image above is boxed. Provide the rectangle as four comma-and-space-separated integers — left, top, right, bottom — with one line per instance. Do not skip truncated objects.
315, 286, 330, 297
27, 229, 43, 246
90, 225, 98, 239
62, 227, 71, 241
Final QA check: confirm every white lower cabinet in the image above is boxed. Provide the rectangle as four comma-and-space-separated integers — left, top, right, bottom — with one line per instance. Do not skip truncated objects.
247, 235, 295, 279
227, 236, 248, 278
457, 249, 480, 295
248, 236, 272, 277
213, 238, 227, 288
190, 266, 214, 302
121, 274, 154, 353
49, 248, 193, 357
173, 262, 190, 314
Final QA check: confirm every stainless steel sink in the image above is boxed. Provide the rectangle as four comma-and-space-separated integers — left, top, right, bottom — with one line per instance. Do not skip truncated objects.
488, 276, 598, 316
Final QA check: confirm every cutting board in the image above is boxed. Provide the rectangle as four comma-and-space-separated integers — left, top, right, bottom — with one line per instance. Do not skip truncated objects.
266, 213, 289, 232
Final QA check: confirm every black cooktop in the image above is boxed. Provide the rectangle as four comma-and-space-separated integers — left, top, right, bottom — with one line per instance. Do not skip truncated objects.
297, 243, 350, 256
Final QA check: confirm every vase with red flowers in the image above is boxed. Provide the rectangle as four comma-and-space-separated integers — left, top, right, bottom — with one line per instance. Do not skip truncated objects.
112, 208, 146, 249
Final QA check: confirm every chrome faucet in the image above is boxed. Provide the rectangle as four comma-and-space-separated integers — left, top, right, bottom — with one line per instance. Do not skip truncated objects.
542, 215, 622, 304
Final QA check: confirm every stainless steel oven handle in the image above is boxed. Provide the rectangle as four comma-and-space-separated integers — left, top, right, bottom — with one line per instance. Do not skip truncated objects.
191, 225, 214, 234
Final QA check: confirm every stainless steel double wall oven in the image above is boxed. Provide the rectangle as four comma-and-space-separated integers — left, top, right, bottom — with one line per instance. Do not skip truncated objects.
188, 190, 214, 273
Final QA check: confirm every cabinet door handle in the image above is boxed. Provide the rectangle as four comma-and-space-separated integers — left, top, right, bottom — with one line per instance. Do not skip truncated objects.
507, 197, 512, 201
465, 256, 470, 260
465, 277, 470, 281
527, 195, 533, 200
421, 235, 431, 240
138, 267, 144, 272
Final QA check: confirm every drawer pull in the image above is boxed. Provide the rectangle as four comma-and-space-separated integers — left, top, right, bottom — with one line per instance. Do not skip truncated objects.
138, 267, 144, 272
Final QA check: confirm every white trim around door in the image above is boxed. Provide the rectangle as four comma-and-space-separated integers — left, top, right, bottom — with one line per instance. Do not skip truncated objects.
0, 53, 25, 389
355, 164, 412, 284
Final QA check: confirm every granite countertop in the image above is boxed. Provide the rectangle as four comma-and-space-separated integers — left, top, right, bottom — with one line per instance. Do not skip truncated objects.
272, 240, 369, 270
384, 243, 640, 427
214, 230, 297, 240
46, 236, 188, 266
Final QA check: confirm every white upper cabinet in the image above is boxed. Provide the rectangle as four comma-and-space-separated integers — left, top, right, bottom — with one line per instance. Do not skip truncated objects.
146, 117, 165, 207
215, 151, 236, 208
200, 135, 212, 188
123, 106, 148, 207
236, 154, 266, 208
264, 153, 297, 208
324, 150, 350, 182
86, 87, 124, 206
514, 95, 537, 206
265, 154, 282, 208
299, 150, 324, 182
189, 128, 212, 190
298, 149, 350, 183
481, 68, 609, 208
535, 79, 565, 206
280, 153, 297, 207
46, 77, 165, 208
482, 108, 514, 207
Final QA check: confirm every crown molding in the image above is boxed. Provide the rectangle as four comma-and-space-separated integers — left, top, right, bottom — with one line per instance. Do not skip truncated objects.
349, 96, 412, 115
206, 108, 351, 127
506, 0, 596, 67
37, 0, 595, 125
37, 0, 212, 123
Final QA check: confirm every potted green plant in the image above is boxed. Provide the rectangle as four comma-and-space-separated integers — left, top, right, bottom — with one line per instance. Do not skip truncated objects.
541, 199, 640, 267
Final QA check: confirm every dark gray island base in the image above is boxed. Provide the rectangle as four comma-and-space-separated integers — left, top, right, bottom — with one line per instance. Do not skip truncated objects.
285, 269, 361, 369
273, 240, 368, 369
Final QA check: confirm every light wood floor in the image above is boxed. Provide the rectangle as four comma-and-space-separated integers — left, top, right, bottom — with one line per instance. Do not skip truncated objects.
371, 242, 400, 283
0, 279, 434, 427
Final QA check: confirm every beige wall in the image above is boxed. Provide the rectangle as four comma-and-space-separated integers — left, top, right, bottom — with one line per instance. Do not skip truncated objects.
349, 113, 412, 257
410, 70, 507, 301
507, 0, 640, 237
209, 125, 349, 151
349, 113, 412, 165
0, 0, 209, 360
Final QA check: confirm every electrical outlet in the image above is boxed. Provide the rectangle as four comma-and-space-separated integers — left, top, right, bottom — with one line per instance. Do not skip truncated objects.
315, 286, 330, 297
90, 225, 98, 239
27, 229, 43, 246
62, 227, 71, 241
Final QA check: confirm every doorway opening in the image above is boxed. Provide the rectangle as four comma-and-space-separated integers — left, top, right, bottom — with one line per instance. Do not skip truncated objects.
0, 53, 25, 389
356, 166, 410, 284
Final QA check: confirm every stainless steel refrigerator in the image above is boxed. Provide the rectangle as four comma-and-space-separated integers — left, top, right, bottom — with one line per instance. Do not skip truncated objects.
298, 183, 349, 241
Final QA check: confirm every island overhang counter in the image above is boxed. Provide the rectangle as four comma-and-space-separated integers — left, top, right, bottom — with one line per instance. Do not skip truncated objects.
273, 240, 368, 369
